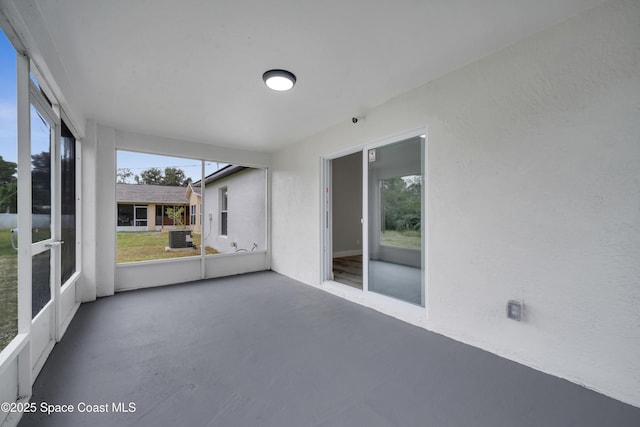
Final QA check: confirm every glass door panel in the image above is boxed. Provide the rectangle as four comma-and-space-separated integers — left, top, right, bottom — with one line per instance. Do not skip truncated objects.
30, 102, 55, 318
367, 136, 424, 306
30, 104, 52, 243
31, 251, 51, 316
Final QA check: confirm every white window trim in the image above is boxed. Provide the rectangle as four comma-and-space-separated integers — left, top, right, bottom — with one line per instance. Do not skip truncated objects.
219, 187, 228, 237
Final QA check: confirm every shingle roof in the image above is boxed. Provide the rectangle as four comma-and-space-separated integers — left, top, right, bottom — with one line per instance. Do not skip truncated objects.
191, 165, 246, 187
116, 184, 189, 204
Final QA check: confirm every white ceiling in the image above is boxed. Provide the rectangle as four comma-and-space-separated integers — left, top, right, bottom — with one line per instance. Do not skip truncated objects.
24, 0, 605, 151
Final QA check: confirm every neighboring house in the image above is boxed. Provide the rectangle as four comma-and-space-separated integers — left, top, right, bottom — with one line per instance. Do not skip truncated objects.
197, 165, 265, 253
116, 184, 191, 231
185, 182, 202, 233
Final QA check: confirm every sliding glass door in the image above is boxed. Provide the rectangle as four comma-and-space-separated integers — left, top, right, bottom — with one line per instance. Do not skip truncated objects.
324, 132, 426, 309
367, 136, 424, 306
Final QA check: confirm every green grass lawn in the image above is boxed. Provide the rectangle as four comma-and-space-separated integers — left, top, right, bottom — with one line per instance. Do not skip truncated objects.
0, 228, 18, 351
380, 229, 421, 249
117, 231, 219, 263
0, 228, 17, 257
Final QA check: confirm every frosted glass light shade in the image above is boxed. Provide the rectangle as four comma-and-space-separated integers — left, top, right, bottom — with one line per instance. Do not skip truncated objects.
263, 69, 296, 91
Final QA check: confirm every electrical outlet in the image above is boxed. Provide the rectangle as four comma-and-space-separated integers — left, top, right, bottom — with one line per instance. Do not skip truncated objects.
507, 300, 524, 321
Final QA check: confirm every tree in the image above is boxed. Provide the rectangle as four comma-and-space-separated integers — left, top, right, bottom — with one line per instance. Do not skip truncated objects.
117, 168, 135, 184
381, 175, 422, 232
136, 167, 163, 185
163, 167, 186, 186
0, 156, 17, 185
132, 167, 188, 186
0, 156, 18, 213
165, 206, 185, 229
0, 181, 17, 213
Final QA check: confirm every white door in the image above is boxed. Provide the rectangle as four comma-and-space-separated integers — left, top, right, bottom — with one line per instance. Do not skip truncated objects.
29, 90, 60, 378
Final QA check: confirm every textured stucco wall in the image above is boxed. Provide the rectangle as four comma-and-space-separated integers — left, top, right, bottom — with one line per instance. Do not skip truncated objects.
271, 0, 640, 407
203, 168, 267, 254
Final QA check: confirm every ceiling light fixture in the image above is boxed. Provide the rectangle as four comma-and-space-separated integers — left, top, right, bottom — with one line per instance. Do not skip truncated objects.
263, 69, 296, 91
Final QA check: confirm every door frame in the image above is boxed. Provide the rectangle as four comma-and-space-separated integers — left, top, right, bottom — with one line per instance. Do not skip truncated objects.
28, 78, 61, 380
321, 145, 364, 284
321, 127, 429, 317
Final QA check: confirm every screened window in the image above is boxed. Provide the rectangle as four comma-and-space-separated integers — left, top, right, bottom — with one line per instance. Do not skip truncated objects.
134, 205, 148, 226
116, 151, 204, 263
0, 28, 18, 351
115, 152, 266, 263
60, 120, 76, 284
118, 204, 134, 226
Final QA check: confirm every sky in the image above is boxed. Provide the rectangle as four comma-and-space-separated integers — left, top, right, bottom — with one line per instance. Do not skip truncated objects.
0, 28, 17, 165
117, 150, 226, 183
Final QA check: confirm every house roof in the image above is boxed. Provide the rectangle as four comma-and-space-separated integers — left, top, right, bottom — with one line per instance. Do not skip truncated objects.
192, 165, 247, 188
186, 182, 202, 200
189, 183, 201, 196
116, 184, 189, 204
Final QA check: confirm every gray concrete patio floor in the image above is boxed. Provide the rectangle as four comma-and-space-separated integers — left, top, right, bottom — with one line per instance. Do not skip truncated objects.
19, 271, 640, 426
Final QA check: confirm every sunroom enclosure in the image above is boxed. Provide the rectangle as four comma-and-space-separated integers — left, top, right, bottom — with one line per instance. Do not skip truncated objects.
0, 22, 272, 427
1, 0, 640, 424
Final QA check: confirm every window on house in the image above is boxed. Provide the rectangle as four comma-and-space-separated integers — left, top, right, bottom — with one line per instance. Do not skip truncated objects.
220, 187, 228, 236
155, 205, 163, 226
134, 205, 148, 226
190, 204, 196, 225
118, 204, 134, 226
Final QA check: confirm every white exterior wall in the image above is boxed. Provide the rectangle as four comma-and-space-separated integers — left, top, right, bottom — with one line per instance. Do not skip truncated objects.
271, 0, 640, 408
203, 168, 266, 254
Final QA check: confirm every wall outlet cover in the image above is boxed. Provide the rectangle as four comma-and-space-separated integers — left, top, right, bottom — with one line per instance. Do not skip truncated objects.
507, 300, 524, 321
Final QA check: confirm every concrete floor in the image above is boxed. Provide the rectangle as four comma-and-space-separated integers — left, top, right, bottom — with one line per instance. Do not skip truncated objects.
19, 271, 640, 427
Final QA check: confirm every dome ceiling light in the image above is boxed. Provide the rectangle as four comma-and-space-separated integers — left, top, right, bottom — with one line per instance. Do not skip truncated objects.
263, 69, 296, 91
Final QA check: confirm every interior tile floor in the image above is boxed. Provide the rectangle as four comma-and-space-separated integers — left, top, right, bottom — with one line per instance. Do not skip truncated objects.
19, 271, 640, 427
